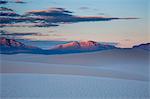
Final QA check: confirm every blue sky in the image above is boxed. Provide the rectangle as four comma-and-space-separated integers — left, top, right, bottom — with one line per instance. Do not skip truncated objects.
6, 0, 148, 17
1, 0, 149, 48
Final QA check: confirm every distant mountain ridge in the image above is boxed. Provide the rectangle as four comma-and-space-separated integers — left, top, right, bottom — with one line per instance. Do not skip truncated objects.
133, 43, 150, 51
0, 37, 149, 54
0, 37, 42, 54
1, 37, 27, 48
51, 41, 116, 53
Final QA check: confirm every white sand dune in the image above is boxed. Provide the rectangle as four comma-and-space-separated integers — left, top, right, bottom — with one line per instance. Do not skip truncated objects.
1, 49, 149, 78
0, 49, 150, 98
1, 60, 148, 81
1, 74, 149, 99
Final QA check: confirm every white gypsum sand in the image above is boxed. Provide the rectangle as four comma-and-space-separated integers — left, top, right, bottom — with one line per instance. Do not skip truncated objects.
0, 49, 149, 98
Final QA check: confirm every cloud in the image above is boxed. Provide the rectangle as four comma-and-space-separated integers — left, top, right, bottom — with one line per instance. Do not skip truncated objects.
0, 30, 49, 37
0, 7, 138, 27
13, 0, 26, 4
100, 42, 118, 46
25, 7, 133, 23
0, 0, 8, 4
0, 31, 37, 36
0, 8, 59, 27
0, 22, 59, 27
0, 7, 13, 11
79, 7, 90, 10
0, 12, 20, 16
0, 16, 28, 25
0, 0, 26, 4
0, 7, 21, 25
26, 7, 73, 15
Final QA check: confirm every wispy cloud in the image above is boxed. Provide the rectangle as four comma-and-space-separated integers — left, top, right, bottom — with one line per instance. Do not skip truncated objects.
0, 7, 138, 27
0, 31, 37, 36
0, 30, 49, 38
79, 7, 90, 10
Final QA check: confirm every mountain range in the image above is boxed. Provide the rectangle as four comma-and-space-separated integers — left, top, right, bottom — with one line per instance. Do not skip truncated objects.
133, 43, 150, 51
50, 41, 116, 53
0, 37, 42, 54
0, 37, 149, 54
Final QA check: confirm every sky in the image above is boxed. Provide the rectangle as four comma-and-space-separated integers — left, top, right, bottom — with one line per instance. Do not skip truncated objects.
0, 0, 149, 48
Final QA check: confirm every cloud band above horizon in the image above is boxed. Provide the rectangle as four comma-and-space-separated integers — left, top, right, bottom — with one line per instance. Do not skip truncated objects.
0, 7, 138, 27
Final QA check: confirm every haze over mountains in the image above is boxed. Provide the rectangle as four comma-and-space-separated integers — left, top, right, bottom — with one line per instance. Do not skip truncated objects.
0, 37, 149, 54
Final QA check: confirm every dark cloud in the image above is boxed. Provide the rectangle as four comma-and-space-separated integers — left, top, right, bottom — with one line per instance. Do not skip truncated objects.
0, 7, 13, 11
0, 0, 26, 4
0, 30, 34, 36
0, 8, 59, 27
0, 0, 8, 4
0, 7, 138, 27
0, 22, 59, 27
26, 8, 73, 17
0, 32, 38, 36
0, 16, 28, 25
0, 12, 20, 16
0, 30, 49, 37
0, 6, 22, 25
25, 8, 126, 24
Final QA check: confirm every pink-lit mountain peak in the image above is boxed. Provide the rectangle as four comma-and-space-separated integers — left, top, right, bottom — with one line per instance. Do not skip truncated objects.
0, 37, 40, 49
80, 40, 100, 47
0, 37, 25, 47
52, 40, 115, 51
55, 41, 99, 49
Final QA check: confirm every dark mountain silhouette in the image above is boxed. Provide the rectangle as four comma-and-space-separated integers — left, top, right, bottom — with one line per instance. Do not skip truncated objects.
133, 43, 150, 51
